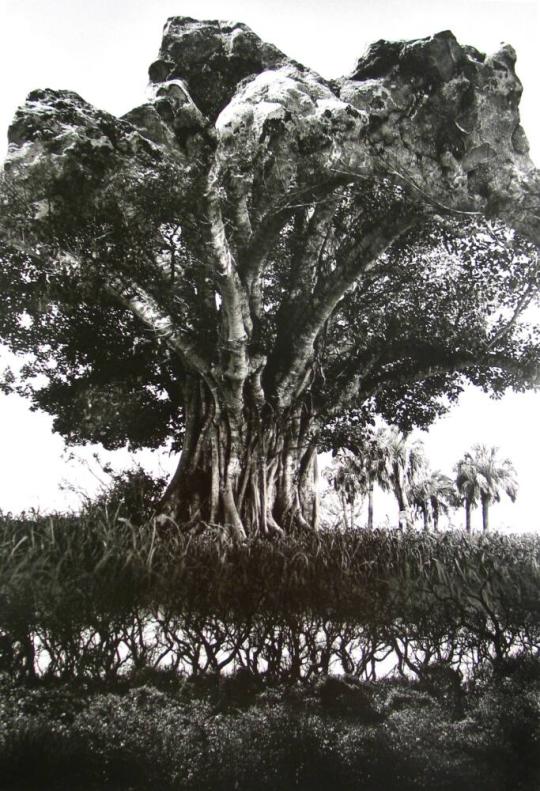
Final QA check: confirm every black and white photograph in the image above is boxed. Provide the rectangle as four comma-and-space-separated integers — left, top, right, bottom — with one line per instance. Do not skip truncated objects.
0, 0, 539, 788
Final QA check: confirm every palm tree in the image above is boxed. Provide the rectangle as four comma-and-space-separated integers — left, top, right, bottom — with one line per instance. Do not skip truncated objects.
473, 444, 518, 531
455, 453, 479, 533
455, 445, 518, 532
326, 425, 414, 530
329, 425, 436, 530
429, 471, 459, 530
410, 469, 456, 530
374, 427, 426, 529
361, 426, 397, 530
328, 450, 367, 529
328, 427, 391, 529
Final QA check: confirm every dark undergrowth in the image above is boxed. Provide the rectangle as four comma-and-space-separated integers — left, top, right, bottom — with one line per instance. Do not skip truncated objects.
0, 657, 539, 791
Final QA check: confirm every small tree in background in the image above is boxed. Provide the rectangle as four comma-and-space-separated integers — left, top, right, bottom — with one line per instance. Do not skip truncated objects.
324, 451, 368, 530
86, 466, 168, 526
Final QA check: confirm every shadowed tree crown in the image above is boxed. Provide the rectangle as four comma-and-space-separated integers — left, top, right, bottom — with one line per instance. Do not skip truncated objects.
1, 18, 539, 536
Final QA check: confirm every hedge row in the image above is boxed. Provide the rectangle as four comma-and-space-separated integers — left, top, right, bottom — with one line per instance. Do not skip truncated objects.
1, 511, 539, 680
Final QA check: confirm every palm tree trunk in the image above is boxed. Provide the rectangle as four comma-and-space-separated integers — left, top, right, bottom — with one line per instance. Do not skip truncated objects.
340, 491, 348, 529
432, 501, 439, 531
393, 464, 409, 529
481, 495, 490, 531
367, 481, 374, 530
465, 499, 472, 533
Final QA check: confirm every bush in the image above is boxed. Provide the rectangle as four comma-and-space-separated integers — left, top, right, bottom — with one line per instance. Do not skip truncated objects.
83, 466, 168, 525
0, 673, 538, 790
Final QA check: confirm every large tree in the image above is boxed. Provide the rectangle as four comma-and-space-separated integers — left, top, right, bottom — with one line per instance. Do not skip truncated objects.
1, 18, 540, 536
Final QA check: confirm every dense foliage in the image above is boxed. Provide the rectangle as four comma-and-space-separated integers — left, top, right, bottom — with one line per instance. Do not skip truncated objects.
2, 208, 539, 448
0, 661, 539, 790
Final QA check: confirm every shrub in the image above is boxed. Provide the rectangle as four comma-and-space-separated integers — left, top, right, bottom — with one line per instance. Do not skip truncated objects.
83, 466, 168, 525
0, 515, 539, 681
0, 673, 539, 790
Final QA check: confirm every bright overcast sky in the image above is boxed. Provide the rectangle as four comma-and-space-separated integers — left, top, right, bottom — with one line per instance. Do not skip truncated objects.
0, 0, 539, 530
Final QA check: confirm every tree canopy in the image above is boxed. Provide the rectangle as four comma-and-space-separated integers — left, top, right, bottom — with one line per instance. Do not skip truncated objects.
1, 18, 539, 535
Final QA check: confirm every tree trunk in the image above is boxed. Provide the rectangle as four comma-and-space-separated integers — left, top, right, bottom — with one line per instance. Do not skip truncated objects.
158, 377, 319, 537
432, 501, 440, 531
465, 500, 472, 534
393, 465, 411, 530
481, 495, 490, 531
367, 481, 374, 530
339, 491, 348, 530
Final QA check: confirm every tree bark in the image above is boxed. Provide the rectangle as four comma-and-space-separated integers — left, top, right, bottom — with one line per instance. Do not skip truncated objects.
392, 462, 411, 530
367, 482, 374, 530
432, 501, 440, 531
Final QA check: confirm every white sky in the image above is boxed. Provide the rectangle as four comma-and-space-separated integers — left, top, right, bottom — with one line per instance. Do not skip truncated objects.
0, 0, 539, 530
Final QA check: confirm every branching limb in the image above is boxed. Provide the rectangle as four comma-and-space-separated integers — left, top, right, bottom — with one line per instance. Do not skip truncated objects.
269, 211, 419, 408
106, 276, 212, 381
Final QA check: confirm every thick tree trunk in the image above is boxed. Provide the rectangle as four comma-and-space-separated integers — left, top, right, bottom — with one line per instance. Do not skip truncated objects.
158, 377, 319, 537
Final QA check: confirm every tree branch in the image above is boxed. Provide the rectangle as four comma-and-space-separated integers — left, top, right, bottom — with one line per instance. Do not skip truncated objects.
106, 276, 212, 380
363, 351, 540, 400
486, 273, 539, 351
204, 171, 252, 413
269, 211, 419, 409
